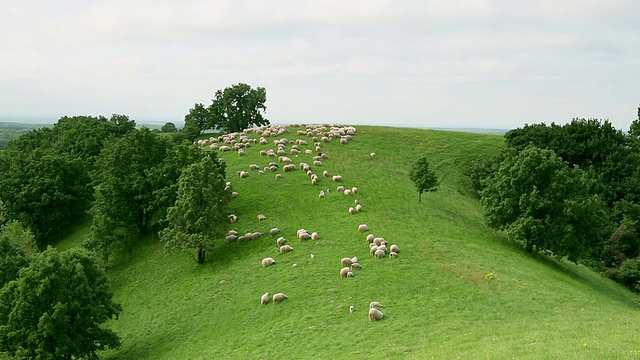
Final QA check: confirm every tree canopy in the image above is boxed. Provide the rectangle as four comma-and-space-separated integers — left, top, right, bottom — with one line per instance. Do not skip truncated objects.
160, 155, 229, 264
409, 156, 439, 202
0, 248, 122, 359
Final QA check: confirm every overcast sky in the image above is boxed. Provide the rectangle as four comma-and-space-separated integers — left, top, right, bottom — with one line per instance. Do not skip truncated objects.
1, 1, 638, 130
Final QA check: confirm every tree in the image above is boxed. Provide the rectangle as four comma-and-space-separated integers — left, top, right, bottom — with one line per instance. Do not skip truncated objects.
480, 146, 610, 261
161, 122, 178, 133
183, 103, 211, 138
409, 156, 439, 202
0, 247, 121, 359
0, 220, 36, 289
160, 155, 230, 264
208, 83, 269, 133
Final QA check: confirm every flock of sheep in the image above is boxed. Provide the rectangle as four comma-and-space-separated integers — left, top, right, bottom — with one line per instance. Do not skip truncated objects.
198, 123, 399, 321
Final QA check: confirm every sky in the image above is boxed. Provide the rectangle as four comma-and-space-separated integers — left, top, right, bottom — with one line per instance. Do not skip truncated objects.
1, 0, 638, 130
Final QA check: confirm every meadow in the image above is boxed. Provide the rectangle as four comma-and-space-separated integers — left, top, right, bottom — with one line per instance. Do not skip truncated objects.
58, 125, 640, 359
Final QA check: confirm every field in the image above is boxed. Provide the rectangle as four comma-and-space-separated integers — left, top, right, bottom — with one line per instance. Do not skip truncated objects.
57, 125, 640, 359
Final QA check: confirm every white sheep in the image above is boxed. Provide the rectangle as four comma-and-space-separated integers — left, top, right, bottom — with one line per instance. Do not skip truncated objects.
349, 207, 356, 215
349, 305, 354, 314
262, 257, 276, 267
280, 245, 294, 254
319, 191, 326, 198
375, 249, 386, 258
340, 267, 351, 278
276, 237, 286, 246
226, 235, 237, 243
341, 257, 353, 267
323, 170, 329, 177
261, 292, 270, 305
377, 244, 387, 252
346, 271, 355, 278
275, 174, 283, 179
369, 308, 384, 321
257, 214, 267, 221
351, 256, 358, 263
273, 293, 288, 303
311, 232, 319, 241
370, 301, 384, 309
358, 224, 369, 232
356, 204, 363, 212
369, 152, 376, 159
270, 227, 280, 236
390, 244, 399, 253
370, 245, 379, 255
366, 234, 375, 243
344, 189, 352, 196
352, 187, 359, 194
389, 251, 398, 258
351, 262, 361, 269
332, 175, 342, 182
229, 214, 238, 223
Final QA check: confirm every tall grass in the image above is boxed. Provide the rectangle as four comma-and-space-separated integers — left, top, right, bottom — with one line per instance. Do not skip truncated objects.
59, 125, 640, 359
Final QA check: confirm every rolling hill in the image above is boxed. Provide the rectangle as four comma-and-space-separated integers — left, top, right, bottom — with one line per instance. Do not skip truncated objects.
58, 125, 640, 359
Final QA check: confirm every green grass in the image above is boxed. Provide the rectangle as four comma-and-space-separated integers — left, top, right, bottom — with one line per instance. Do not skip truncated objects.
58, 125, 640, 359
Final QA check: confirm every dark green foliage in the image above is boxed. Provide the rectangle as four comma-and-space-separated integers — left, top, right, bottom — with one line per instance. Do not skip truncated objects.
160, 155, 230, 264
481, 146, 610, 262
208, 83, 269, 133
409, 156, 439, 202
89, 129, 205, 262
0, 248, 121, 359
606, 257, 640, 292
0, 221, 36, 289
183, 103, 211, 138
161, 122, 178, 133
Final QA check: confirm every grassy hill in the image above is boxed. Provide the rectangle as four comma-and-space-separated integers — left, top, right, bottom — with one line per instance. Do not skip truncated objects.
58, 125, 640, 359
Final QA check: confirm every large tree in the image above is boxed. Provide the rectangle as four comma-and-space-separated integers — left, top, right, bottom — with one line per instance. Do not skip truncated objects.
183, 103, 211, 138
160, 155, 229, 264
208, 83, 269, 133
0, 220, 36, 289
0, 248, 122, 359
409, 156, 439, 202
481, 146, 610, 261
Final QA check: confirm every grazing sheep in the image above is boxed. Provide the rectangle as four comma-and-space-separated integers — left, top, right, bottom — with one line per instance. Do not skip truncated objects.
351, 262, 361, 269
390, 244, 399, 253
375, 249, 386, 258
270, 227, 280, 236
262, 257, 276, 267
323, 170, 329, 177
332, 175, 342, 182
275, 174, 283, 179
251, 232, 264, 240
249, 164, 259, 170
352, 187, 359, 194
351, 256, 358, 263
313, 160, 323, 166
349, 207, 356, 214
377, 244, 387, 252
319, 191, 326, 198
373, 238, 385, 246
229, 214, 238, 223
257, 214, 267, 221
369, 308, 384, 321
273, 293, 288, 303
370, 301, 384, 309
231, 191, 239, 198
340, 267, 351, 278
293, 262, 299, 267
358, 224, 369, 232
226, 235, 237, 243
349, 305, 354, 314
370, 245, 379, 255
369, 152, 376, 159
346, 271, 355, 278
276, 237, 286, 246
297, 229, 311, 241
389, 251, 398, 258
311, 232, 319, 241
337, 186, 345, 192
227, 229, 238, 236
344, 189, 352, 196
280, 245, 294, 254
310, 253, 315, 259
341, 258, 353, 267
366, 234, 375, 243
237, 149, 246, 156
356, 204, 363, 212
261, 292, 270, 305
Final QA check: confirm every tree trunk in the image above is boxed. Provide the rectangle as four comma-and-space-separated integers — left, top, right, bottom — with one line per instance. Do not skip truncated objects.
197, 246, 206, 264
418, 191, 422, 203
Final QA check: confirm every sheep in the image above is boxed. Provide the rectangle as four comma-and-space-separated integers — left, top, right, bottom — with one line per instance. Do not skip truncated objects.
227, 229, 238, 236
231, 191, 239, 198
389, 251, 398, 258
332, 175, 342, 182
275, 174, 283, 179
351, 256, 358, 263
358, 224, 369, 232
226, 235, 237, 243
390, 244, 399, 253
237, 149, 246, 156
323, 170, 329, 177
270, 227, 280, 236
341, 258, 353, 267
369, 308, 384, 321
340, 267, 351, 278
337, 186, 345, 192
297, 229, 311, 241
319, 191, 326, 198
352, 187, 359, 194
273, 293, 288, 303
313, 160, 323, 166
375, 249, 386, 258
346, 271, 355, 278
366, 234, 375, 243
369, 152, 376, 159
370, 245, 379, 255
276, 237, 286, 246
377, 244, 387, 253
251, 232, 264, 240
351, 262, 361, 269
239, 171, 249, 178
311, 232, 319, 241
349, 305, 354, 314
229, 214, 238, 223
262, 257, 276, 267
280, 245, 294, 254
249, 164, 259, 170
349, 207, 356, 215
344, 189, 352, 196
369, 301, 384, 309
257, 214, 267, 221
261, 292, 270, 305
310, 253, 315, 259
356, 204, 363, 212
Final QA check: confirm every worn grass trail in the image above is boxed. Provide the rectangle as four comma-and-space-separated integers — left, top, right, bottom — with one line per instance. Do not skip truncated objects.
58, 125, 640, 359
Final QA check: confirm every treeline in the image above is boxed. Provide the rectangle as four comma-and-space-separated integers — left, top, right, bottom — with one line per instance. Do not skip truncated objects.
470, 107, 640, 292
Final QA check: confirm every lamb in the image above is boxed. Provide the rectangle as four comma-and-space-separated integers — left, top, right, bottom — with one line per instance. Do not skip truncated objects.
340, 267, 351, 278
346, 271, 355, 278
262, 257, 276, 267
311, 232, 319, 241
389, 251, 398, 258
369, 301, 384, 309
270, 227, 280, 236
390, 244, 399, 253
341, 257, 353, 267
257, 214, 267, 221
261, 292, 270, 305
351, 262, 361, 269
375, 249, 386, 258
280, 245, 294, 254
273, 293, 288, 303
355, 204, 363, 212
358, 224, 369, 232
276, 237, 286, 246
369, 308, 384, 321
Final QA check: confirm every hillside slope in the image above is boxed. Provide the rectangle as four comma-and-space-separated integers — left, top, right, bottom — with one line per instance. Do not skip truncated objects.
94, 125, 639, 359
